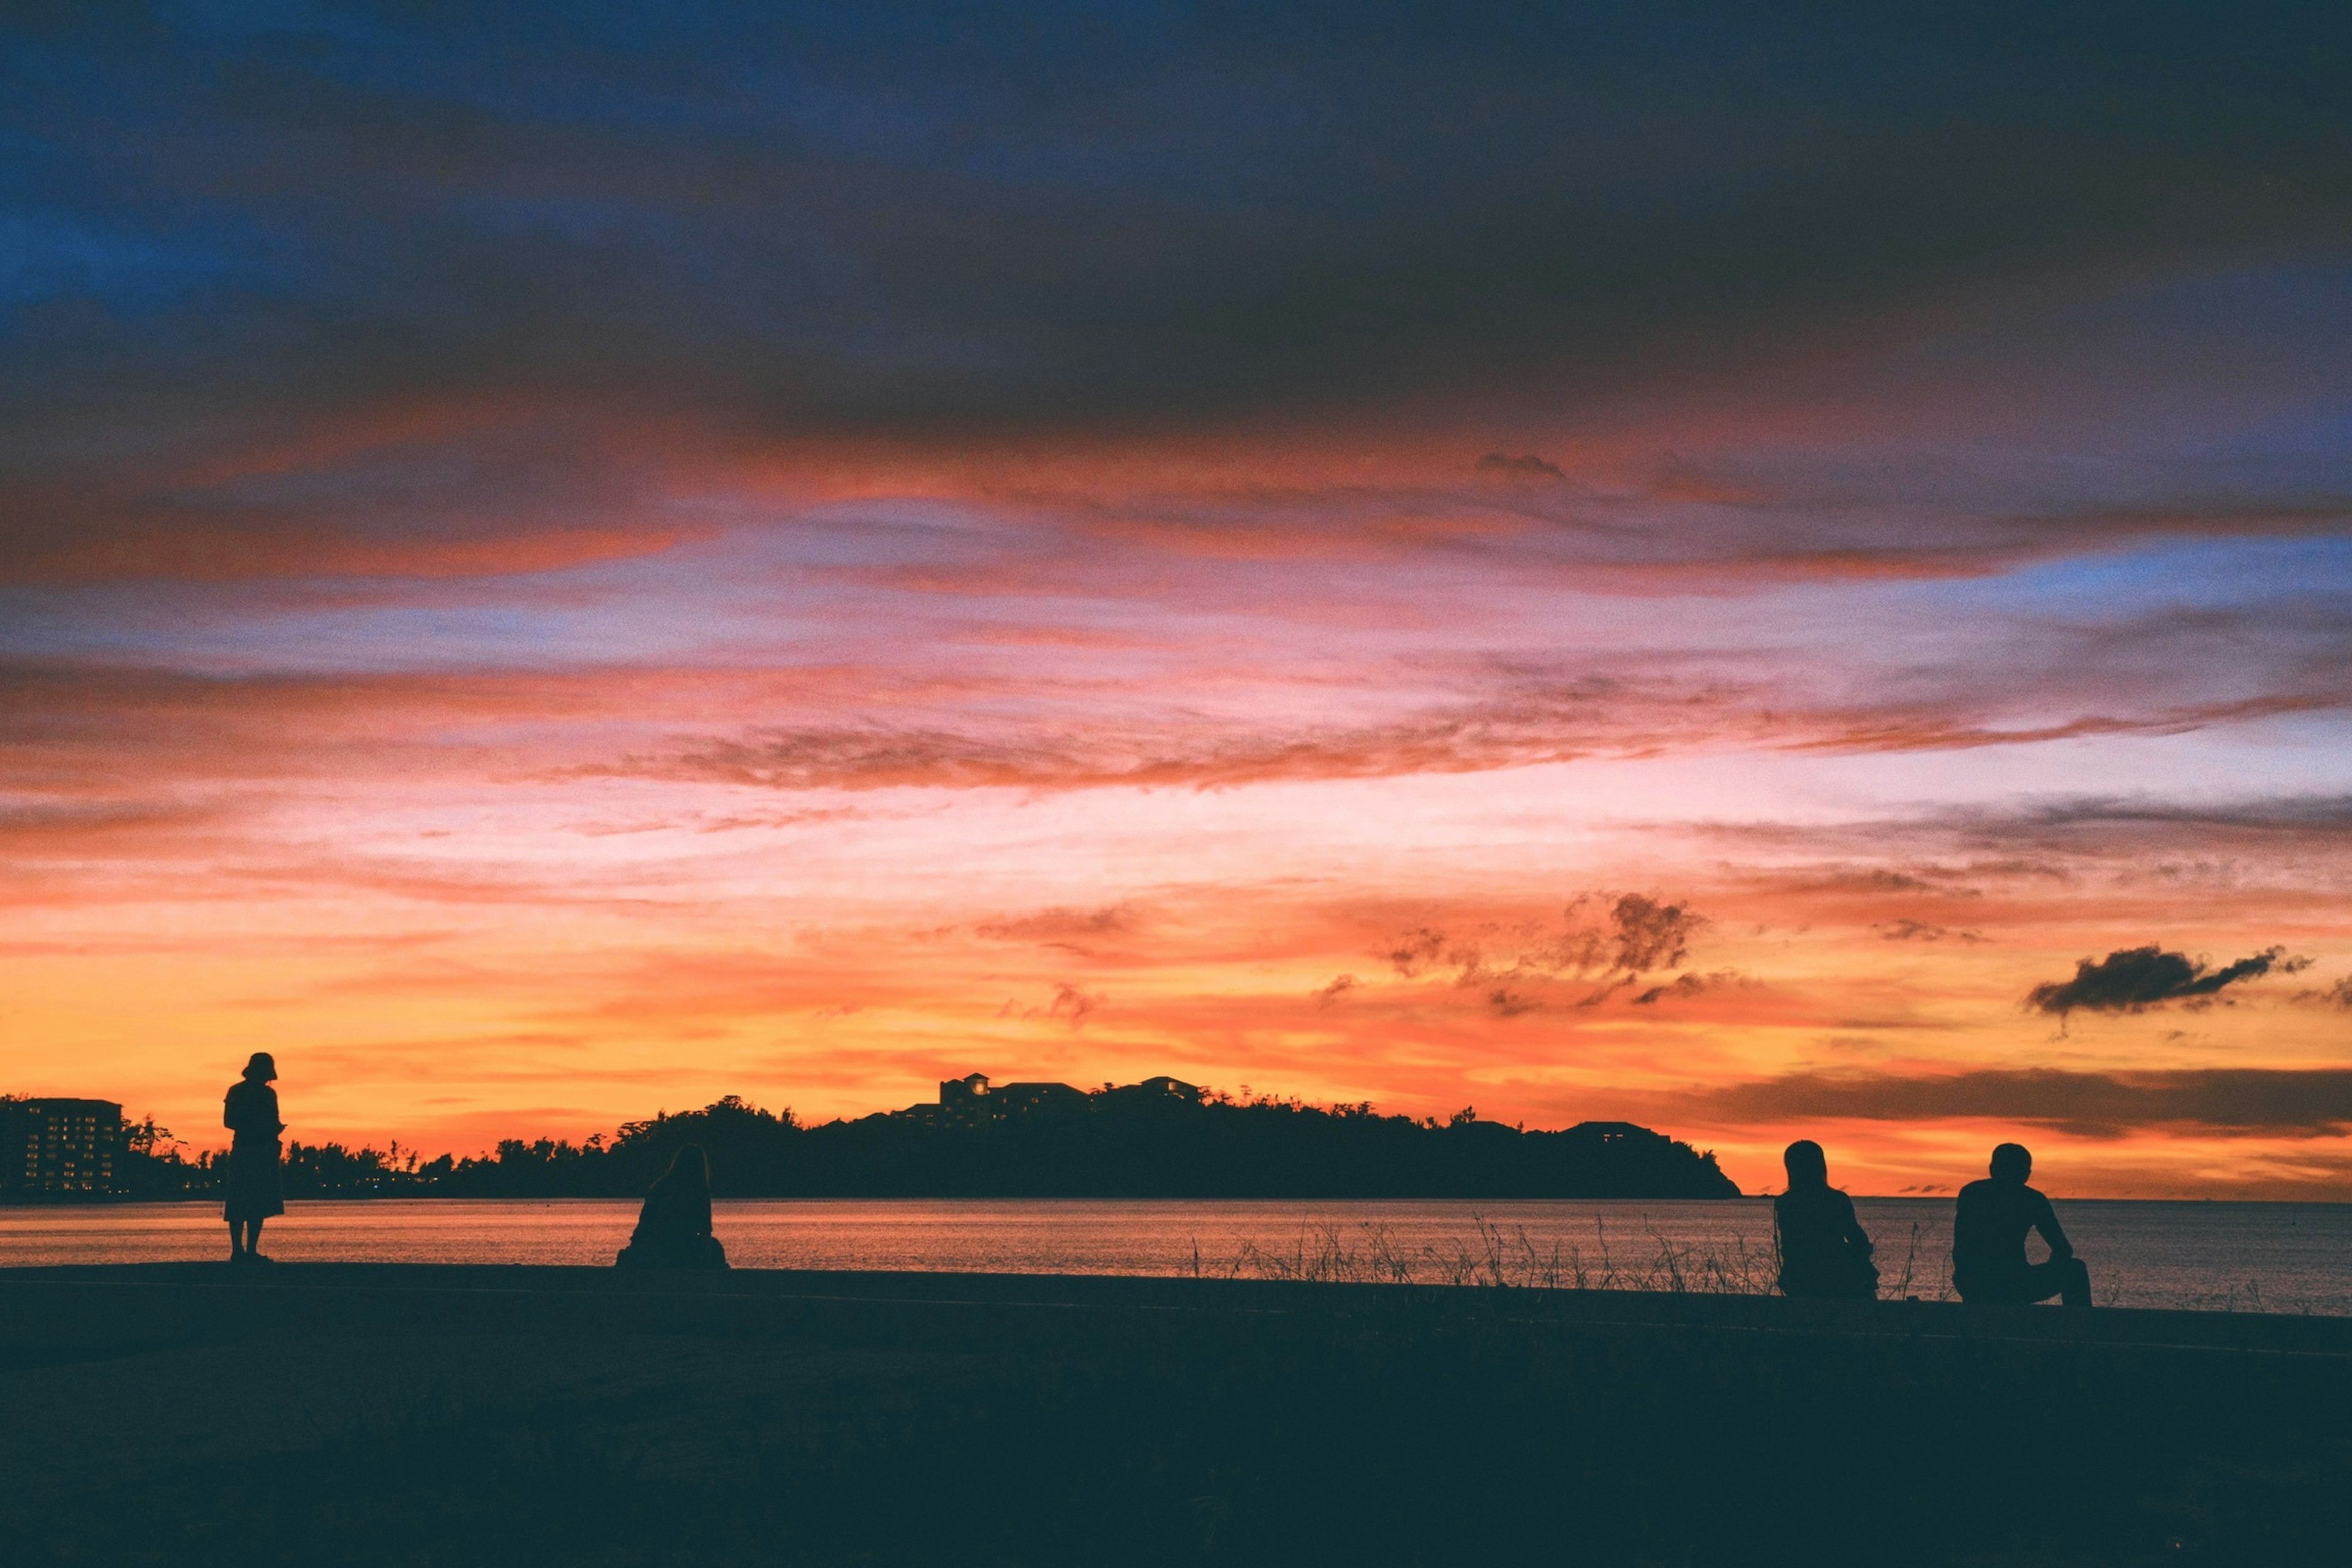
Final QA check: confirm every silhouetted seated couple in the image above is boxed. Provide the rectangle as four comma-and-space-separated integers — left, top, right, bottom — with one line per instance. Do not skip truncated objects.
1775, 1139, 2090, 1308
615, 1144, 730, 1270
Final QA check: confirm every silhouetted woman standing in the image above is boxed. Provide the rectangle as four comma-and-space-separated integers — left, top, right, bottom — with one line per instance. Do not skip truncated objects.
616, 1144, 729, 1270
1773, 1139, 1877, 1300
223, 1052, 285, 1262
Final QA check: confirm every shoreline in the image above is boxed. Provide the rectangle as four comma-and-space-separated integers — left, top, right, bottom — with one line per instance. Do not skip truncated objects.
15, 1202, 2351, 1321
9, 1191, 2351, 1205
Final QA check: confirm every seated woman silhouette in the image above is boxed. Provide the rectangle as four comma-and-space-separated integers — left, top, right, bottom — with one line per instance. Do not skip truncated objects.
1953, 1142, 2091, 1308
616, 1144, 729, 1270
222, 1052, 285, 1262
1773, 1139, 1878, 1300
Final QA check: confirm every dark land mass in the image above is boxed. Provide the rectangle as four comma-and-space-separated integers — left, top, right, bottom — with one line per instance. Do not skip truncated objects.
55, 1079, 1741, 1200
2, 1264, 2346, 1567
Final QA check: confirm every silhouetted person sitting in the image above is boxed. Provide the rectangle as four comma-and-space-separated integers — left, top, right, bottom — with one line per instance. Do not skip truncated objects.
1953, 1142, 2091, 1309
222, 1052, 285, 1262
616, 1144, 729, 1270
1773, 1139, 1878, 1300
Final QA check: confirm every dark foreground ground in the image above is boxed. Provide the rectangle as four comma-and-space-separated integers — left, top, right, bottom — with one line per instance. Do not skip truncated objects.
2, 1265, 2348, 1566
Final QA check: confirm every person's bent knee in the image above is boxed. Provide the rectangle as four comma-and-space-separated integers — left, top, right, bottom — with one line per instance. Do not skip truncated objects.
2063, 1257, 2092, 1310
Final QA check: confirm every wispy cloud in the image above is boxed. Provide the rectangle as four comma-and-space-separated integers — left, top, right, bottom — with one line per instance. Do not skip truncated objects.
2297, 975, 2352, 1010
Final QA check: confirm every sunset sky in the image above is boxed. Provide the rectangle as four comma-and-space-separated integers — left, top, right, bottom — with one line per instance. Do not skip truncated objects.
6, 5, 2352, 1196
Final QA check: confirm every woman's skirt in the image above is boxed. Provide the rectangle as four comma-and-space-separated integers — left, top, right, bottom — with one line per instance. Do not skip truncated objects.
223, 1137, 285, 1222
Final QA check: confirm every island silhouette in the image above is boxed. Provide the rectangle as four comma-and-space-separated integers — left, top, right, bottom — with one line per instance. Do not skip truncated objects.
85, 1072, 1740, 1201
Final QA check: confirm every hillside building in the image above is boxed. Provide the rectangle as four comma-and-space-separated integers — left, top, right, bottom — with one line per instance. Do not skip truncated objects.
900, 1072, 1194, 1126
0, 1098, 124, 1195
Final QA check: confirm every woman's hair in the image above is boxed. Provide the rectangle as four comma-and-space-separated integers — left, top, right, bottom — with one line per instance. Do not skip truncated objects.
663, 1143, 711, 1191
243, 1052, 277, 1082
1782, 1138, 1828, 1188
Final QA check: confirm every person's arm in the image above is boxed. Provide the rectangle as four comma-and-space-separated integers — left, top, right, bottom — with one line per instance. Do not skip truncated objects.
1838, 1193, 1874, 1259
2030, 1191, 2073, 1261
630, 1183, 666, 1238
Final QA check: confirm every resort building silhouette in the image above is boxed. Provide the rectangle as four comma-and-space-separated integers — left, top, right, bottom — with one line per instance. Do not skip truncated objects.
0, 1098, 123, 1196
903, 1071, 1200, 1128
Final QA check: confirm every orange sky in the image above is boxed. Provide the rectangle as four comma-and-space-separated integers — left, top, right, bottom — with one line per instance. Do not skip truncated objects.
7, 454, 2351, 1196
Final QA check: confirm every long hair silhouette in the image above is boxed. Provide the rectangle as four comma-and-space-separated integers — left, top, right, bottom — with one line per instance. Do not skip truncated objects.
661, 1142, 710, 1193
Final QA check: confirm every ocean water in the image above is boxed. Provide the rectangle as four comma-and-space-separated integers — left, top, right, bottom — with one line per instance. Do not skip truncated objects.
4, 1197, 2346, 1315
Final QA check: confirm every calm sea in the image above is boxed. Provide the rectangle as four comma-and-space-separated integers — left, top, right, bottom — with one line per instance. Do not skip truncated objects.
4, 1197, 2347, 1314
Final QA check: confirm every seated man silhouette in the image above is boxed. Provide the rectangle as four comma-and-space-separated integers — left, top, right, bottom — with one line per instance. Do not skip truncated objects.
1773, 1139, 1878, 1300
1952, 1142, 2090, 1308
616, 1144, 729, 1270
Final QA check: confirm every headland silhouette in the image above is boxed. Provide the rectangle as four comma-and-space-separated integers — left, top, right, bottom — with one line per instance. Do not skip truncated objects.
48, 1070, 1740, 1202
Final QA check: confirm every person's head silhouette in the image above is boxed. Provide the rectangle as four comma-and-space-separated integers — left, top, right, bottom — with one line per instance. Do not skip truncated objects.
1782, 1139, 1829, 1189
665, 1143, 710, 1193
243, 1052, 277, 1082
1989, 1142, 2032, 1183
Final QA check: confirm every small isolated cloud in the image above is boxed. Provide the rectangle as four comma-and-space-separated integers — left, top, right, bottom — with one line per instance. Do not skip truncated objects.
2296, 974, 2352, 1009
2026, 944, 2304, 1016
1380, 894, 1707, 1006
975, 904, 1135, 946
1487, 986, 1539, 1017
1875, 920, 1986, 943
998, 982, 1107, 1027
1632, 968, 1747, 1005
1047, 982, 1105, 1027
1476, 453, 1566, 481
1608, 894, 1702, 974
1385, 927, 1456, 978
1312, 973, 1362, 1006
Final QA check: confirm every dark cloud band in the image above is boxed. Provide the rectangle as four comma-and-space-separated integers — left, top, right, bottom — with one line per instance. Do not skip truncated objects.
7, 4, 2352, 572
1675, 1068, 2352, 1136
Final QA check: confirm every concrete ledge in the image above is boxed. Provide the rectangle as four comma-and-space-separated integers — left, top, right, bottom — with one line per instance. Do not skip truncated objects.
6, 1261, 2348, 1362
5, 1264, 2348, 1564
